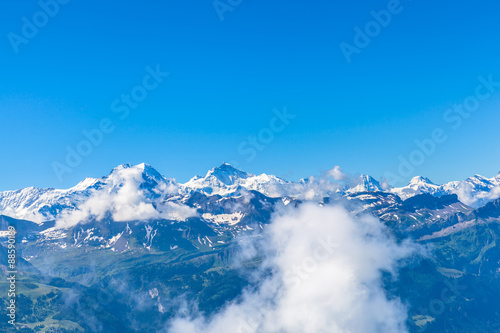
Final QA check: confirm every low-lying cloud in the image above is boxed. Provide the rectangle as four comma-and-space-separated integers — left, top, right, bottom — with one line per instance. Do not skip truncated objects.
168, 203, 419, 333
454, 182, 500, 208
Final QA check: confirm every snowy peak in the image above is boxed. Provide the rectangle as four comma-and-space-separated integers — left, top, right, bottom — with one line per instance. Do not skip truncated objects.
347, 175, 383, 194
392, 173, 500, 207
0, 163, 181, 224
358, 174, 383, 191
183, 163, 253, 196
408, 176, 435, 186
108, 163, 166, 183
105, 163, 176, 196
184, 163, 291, 197
205, 163, 251, 185
139, 163, 165, 180
392, 175, 442, 200
71, 177, 100, 192
463, 174, 494, 189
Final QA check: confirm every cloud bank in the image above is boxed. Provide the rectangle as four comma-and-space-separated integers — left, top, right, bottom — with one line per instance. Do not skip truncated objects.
168, 203, 418, 333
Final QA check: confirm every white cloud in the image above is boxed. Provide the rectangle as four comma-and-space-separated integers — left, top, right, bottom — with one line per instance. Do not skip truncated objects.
326, 165, 348, 181
55, 166, 197, 228
167, 203, 419, 333
379, 178, 392, 191
453, 183, 500, 208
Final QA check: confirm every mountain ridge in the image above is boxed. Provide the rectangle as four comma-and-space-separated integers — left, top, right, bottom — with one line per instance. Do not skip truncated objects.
1, 163, 500, 224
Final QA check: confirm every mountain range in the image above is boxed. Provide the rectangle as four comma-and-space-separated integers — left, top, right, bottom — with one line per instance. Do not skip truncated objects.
1, 163, 500, 224
0, 163, 500, 332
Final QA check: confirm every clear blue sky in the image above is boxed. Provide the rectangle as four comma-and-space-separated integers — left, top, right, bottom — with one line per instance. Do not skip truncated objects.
1, 0, 500, 190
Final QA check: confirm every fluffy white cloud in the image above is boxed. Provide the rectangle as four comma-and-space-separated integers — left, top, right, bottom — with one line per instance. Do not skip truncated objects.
454, 183, 500, 208
326, 165, 348, 181
167, 203, 419, 333
56, 166, 197, 228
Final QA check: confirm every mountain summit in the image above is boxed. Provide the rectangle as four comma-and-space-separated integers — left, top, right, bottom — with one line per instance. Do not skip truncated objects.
346, 175, 383, 194
408, 176, 435, 186
204, 163, 250, 185
184, 163, 288, 197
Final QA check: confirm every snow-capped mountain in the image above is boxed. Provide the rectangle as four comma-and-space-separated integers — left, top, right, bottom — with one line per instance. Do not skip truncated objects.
391, 174, 500, 207
391, 176, 442, 200
1, 162, 500, 226
0, 163, 181, 224
0, 177, 99, 223
183, 162, 291, 197
346, 175, 383, 194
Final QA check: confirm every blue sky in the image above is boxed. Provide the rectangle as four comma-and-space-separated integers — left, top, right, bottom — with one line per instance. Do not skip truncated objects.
1, 0, 500, 190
